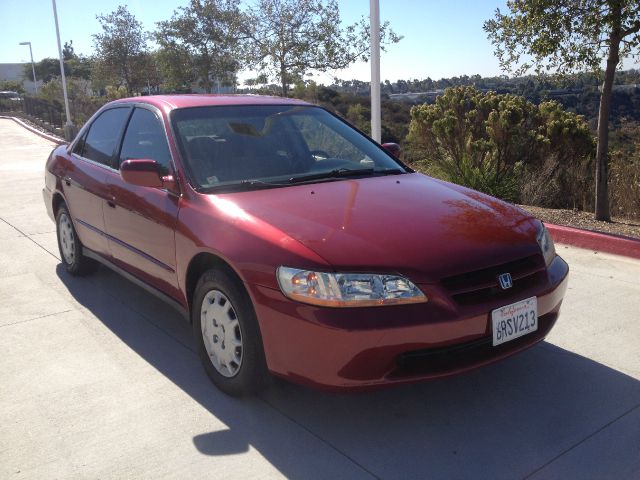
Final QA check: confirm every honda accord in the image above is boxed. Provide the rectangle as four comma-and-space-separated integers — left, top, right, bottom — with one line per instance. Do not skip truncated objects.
43, 95, 569, 395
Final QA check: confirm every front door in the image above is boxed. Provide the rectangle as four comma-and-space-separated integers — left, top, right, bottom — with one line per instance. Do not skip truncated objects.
103, 106, 180, 297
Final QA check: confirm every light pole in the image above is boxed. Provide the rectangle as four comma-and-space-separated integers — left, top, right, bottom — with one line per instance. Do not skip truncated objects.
18, 41, 38, 94
369, 0, 381, 143
51, 0, 75, 140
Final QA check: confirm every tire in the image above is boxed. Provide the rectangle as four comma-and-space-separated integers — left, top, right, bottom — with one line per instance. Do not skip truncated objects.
192, 268, 268, 396
56, 204, 98, 276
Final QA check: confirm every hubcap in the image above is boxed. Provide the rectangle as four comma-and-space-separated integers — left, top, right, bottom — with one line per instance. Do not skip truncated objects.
200, 289, 243, 378
58, 213, 76, 265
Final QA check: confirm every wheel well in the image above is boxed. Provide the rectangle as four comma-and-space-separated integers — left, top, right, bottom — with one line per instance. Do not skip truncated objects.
52, 193, 65, 217
185, 253, 243, 319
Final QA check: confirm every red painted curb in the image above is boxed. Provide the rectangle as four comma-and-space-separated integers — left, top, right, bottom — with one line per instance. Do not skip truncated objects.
0, 115, 66, 145
546, 223, 640, 260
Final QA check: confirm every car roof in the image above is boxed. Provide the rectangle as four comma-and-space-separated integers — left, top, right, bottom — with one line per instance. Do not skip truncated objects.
112, 94, 311, 111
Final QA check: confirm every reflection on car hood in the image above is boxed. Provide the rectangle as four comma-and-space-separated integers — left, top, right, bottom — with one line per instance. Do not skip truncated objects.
216, 173, 540, 283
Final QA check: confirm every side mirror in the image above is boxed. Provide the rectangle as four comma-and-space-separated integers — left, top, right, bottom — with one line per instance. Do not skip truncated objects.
120, 159, 164, 188
382, 142, 402, 158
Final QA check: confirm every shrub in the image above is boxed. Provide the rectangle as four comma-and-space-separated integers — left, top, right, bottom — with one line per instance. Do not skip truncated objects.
609, 120, 640, 220
610, 157, 640, 220
407, 86, 595, 206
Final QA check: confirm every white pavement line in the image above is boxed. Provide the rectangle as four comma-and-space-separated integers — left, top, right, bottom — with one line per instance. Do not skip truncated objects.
523, 402, 640, 480
0, 309, 74, 329
0, 217, 60, 261
260, 396, 382, 480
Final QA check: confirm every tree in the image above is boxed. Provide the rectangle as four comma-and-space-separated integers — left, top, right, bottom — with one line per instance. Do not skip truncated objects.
484, 0, 640, 221
247, 0, 401, 97
93, 5, 149, 95
24, 41, 92, 84
155, 45, 193, 92
62, 41, 92, 80
155, 0, 247, 93
24, 58, 60, 84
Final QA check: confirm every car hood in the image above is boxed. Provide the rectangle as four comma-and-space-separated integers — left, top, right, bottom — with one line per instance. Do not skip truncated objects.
216, 173, 541, 283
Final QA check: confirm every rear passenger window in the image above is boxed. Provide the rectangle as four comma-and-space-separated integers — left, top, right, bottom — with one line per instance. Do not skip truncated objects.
120, 108, 172, 174
82, 108, 130, 166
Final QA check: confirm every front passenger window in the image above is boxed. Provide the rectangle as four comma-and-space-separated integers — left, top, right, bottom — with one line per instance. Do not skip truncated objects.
82, 107, 130, 166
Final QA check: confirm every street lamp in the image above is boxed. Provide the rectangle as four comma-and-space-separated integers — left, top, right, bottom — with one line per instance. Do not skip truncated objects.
18, 41, 38, 94
51, 0, 75, 140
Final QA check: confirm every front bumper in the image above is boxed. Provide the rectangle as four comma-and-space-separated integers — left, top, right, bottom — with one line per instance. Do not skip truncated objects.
251, 255, 569, 391
43, 187, 55, 222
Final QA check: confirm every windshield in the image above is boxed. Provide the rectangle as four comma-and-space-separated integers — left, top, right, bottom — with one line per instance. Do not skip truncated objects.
170, 104, 406, 191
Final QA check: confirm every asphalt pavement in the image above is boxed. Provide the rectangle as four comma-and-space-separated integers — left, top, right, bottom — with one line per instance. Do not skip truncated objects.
1, 117, 639, 479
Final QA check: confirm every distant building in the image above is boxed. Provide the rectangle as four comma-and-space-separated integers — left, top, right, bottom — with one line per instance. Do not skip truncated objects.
612, 84, 640, 93
0, 63, 42, 94
389, 90, 445, 104
189, 74, 237, 94
547, 88, 582, 98
190, 81, 235, 94
597, 83, 640, 93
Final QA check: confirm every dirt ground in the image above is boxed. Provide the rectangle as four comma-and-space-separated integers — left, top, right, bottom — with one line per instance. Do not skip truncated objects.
520, 205, 640, 240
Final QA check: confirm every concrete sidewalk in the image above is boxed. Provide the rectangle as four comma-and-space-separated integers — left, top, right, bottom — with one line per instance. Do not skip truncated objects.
1, 118, 639, 479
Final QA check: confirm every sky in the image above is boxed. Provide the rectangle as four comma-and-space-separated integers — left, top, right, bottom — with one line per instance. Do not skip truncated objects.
0, 0, 515, 83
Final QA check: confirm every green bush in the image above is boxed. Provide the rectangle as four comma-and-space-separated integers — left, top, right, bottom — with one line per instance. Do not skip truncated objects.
407, 86, 595, 205
0, 80, 24, 94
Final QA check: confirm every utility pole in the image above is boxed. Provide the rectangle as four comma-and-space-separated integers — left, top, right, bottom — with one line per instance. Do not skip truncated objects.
52, 0, 75, 140
370, 0, 381, 143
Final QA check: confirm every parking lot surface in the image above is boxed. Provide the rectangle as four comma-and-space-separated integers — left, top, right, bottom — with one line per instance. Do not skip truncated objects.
1, 118, 639, 479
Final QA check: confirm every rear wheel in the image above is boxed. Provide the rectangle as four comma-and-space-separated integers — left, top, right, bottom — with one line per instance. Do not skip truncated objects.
192, 268, 268, 396
56, 204, 98, 275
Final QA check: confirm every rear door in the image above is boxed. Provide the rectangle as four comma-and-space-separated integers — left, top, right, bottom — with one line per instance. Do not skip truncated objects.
65, 107, 131, 257
103, 106, 180, 296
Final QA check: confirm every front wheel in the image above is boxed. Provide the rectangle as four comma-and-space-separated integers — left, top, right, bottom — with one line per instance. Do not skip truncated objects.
192, 268, 268, 396
56, 204, 98, 276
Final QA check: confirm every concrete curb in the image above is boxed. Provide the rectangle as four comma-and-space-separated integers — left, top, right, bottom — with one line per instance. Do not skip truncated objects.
0, 115, 66, 145
547, 223, 640, 260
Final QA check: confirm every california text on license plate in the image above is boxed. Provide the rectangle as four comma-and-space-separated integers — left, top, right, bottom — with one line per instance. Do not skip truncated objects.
491, 297, 538, 346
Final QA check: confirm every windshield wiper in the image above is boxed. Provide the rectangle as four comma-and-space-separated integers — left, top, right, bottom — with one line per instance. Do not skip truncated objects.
200, 167, 407, 192
198, 179, 283, 193
288, 167, 373, 183
288, 167, 404, 184
374, 168, 406, 175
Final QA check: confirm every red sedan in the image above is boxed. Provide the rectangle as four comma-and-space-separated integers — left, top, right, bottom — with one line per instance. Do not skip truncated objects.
43, 95, 568, 395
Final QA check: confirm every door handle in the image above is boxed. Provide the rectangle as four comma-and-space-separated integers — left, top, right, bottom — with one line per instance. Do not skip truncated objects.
64, 176, 71, 186
107, 200, 116, 208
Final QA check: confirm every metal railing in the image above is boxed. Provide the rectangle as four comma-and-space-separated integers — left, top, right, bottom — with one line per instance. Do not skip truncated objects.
23, 96, 64, 128
0, 96, 64, 129
0, 95, 107, 138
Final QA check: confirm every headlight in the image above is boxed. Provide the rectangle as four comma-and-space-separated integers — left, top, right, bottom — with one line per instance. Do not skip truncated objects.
276, 267, 428, 307
536, 224, 556, 266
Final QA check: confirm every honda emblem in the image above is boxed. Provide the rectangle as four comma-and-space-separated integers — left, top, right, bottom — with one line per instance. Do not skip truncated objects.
498, 273, 513, 290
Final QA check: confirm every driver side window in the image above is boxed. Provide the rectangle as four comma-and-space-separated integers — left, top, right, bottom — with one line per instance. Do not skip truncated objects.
119, 108, 172, 175
76, 107, 130, 167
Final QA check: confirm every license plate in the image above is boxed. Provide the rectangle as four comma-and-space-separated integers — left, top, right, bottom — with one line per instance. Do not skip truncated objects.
491, 297, 538, 346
